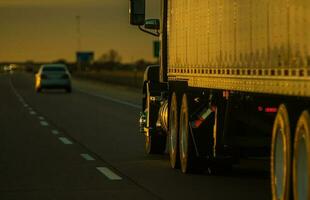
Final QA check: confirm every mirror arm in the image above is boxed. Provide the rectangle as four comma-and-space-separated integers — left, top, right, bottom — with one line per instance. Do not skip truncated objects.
138, 25, 160, 37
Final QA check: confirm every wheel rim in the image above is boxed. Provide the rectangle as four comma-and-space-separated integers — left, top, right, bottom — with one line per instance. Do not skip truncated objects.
293, 111, 310, 200
170, 108, 177, 157
274, 128, 286, 199
271, 104, 291, 200
179, 95, 188, 173
296, 134, 307, 200
180, 111, 188, 163
169, 93, 178, 168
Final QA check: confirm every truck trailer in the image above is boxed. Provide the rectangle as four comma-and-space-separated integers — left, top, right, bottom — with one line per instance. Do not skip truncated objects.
130, 1, 310, 199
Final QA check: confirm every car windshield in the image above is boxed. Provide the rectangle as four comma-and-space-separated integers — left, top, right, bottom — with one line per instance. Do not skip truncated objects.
42, 66, 66, 72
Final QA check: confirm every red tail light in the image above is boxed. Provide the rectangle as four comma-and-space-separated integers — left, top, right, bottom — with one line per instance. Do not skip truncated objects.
265, 107, 278, 113
257, 106, 278, 113
257, 106, 263, 112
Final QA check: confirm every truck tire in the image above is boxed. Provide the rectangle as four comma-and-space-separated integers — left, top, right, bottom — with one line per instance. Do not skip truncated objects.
169, 92, 180, 168
145, 129, 166, 154
271, 104, 292, 200
179, 93, 199, 173
293, 110, 310, 200
144, 83, 166, 154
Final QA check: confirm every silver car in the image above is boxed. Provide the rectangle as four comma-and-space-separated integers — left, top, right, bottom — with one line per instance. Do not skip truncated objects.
35, 64, 72, 93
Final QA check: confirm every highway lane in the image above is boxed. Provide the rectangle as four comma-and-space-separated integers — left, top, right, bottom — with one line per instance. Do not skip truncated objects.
3, 72, 271, 199
0, 73, 156, 200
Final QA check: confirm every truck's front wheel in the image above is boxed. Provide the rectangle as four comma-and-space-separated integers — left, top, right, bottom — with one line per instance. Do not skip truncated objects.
144, 83, 166, 154
145, 129, 166, 154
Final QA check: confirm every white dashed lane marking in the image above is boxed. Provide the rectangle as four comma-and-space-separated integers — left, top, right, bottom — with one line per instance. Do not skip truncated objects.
10, 81, 124, 183
80, 154, 95, 161
40, 121, 49, 126
51, 130, 59, 135
59, 137, 73, 145
96, 167, 122, 180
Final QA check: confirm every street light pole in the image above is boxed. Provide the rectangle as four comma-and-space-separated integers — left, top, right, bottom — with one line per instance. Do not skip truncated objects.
76, 15, 81, 52
76, 15, 81, 71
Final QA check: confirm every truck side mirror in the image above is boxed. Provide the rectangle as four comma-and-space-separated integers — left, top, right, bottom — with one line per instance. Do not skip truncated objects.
144, 19, 160, 30
129, 0, 145, 25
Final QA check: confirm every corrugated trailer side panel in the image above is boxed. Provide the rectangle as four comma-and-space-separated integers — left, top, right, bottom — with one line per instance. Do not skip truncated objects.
167, 0, 310, 97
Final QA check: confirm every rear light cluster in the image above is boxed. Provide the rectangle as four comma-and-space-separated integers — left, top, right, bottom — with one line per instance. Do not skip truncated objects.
257, 106, 278, 113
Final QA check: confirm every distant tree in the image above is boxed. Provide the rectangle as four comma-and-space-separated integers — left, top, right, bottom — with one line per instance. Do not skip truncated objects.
135, 59, 152, 71
53, 59, 67, 64
97, 49, 122, 64
25, 60, 34, 64
135, 59, 147, 66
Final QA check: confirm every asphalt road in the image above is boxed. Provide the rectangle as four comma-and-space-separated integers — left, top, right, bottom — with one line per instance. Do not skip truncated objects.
0, 72, 271, 200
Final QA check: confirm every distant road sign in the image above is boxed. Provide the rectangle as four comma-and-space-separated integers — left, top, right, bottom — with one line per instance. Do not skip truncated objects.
76, 51, 94, 71
76, 52, 94, 63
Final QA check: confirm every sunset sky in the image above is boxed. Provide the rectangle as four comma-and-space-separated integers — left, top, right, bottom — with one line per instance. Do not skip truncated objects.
0, 0, 160, 63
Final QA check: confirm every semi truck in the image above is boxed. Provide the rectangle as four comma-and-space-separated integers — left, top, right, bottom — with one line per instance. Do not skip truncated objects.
129, 1, 310, 199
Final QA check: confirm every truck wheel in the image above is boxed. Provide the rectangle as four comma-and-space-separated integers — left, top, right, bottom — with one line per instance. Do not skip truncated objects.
271, 104, 292, 200
144, 83, 165, 154
145, 129, 166, 154
293, 110, 310, 200
179, 93, 198, 173
169, 92, 180, 168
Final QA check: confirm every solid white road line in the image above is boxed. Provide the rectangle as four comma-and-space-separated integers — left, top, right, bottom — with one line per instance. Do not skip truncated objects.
80, 154, 95, 161
76, 88, 140, 109
51, 130, 59, 135
40, 121, 49, 126
58, 137, 73, 145
96, 167, 122, 180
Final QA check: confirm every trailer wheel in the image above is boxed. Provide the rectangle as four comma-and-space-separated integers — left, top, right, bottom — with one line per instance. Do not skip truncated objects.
169, 92, 180, 168
293, 110, 310, 200
144, 83, 166, 154
271, 104, 292, 200
179, 93, 197, 173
